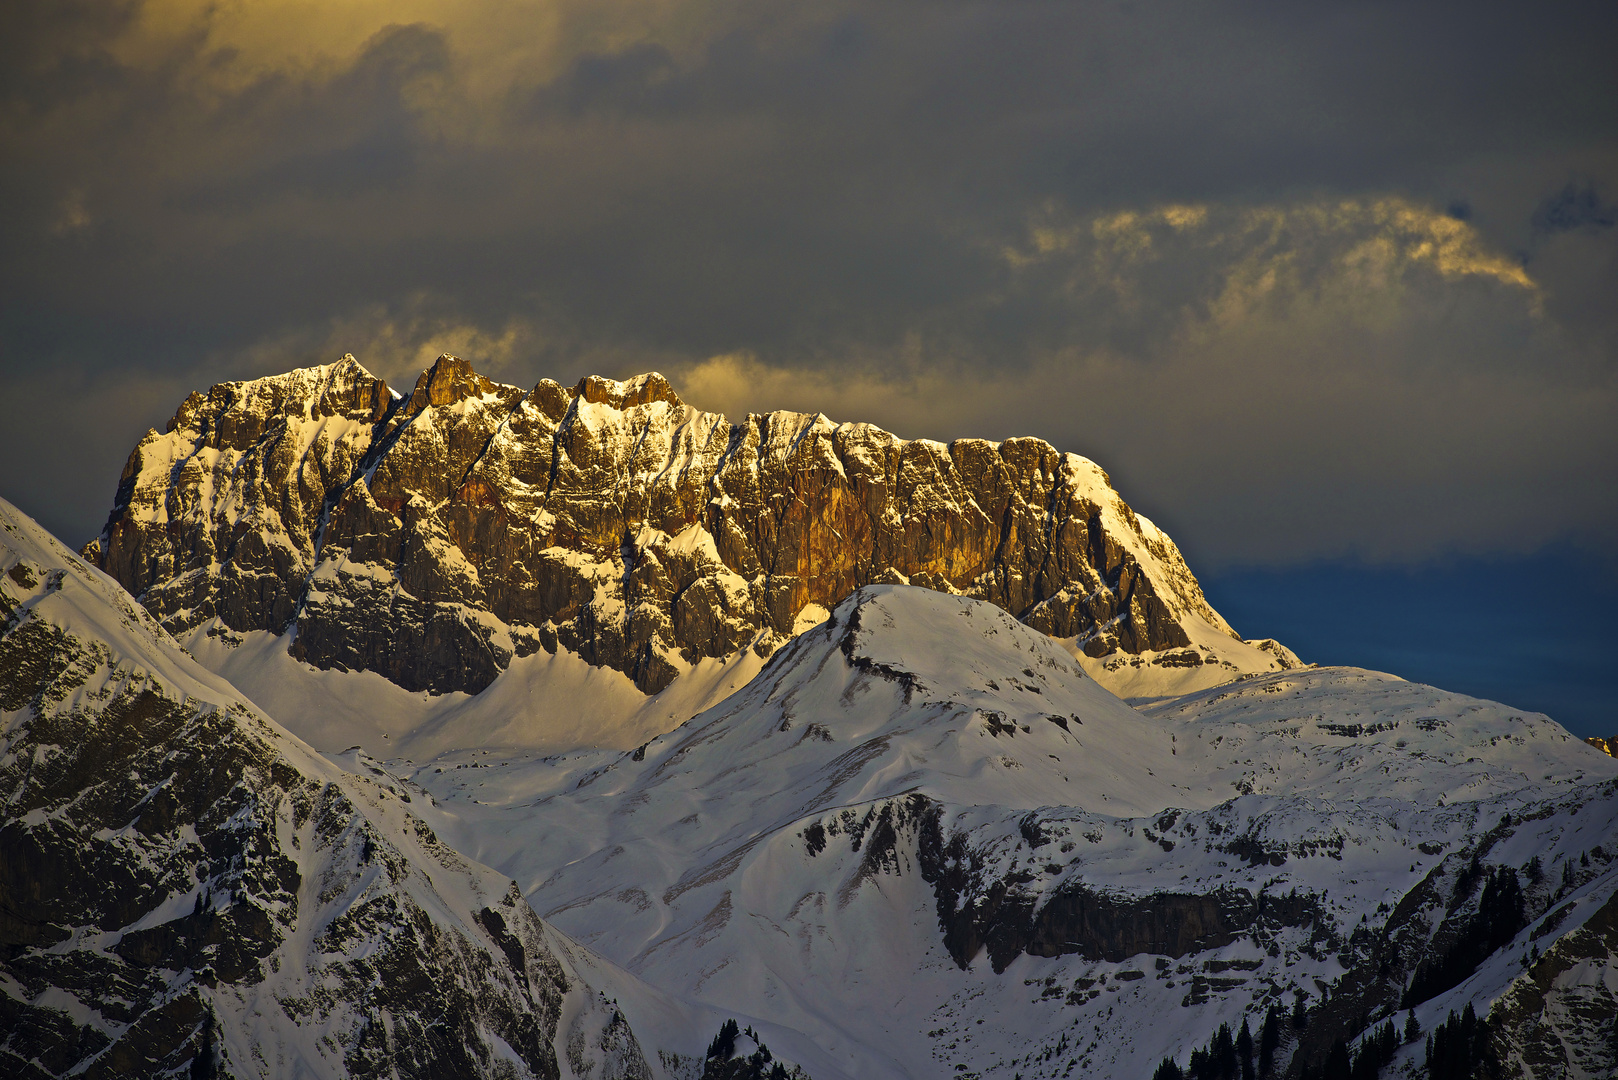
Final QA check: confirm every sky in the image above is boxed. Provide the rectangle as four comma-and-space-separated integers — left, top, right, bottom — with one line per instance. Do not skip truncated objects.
1, 1, 1614, 734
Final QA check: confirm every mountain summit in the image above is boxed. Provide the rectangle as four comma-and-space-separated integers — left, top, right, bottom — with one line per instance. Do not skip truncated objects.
84, 355, 1296, 699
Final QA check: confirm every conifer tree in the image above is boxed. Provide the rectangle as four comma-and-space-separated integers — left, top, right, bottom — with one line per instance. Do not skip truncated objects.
1321, 1038, 1350, 1080
1259, 1005, 1282, 1077
1154, 1058, 1185, 1080
1214, 1023, 1238, 1079
1237, 1016, 1256, 1080
1424, 1003, 1498, 1080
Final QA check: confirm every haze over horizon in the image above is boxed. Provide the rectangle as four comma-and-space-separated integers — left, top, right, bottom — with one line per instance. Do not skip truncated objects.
2, 0, 1613, 733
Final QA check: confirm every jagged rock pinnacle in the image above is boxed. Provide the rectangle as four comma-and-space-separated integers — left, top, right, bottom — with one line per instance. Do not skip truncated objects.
409, 354, 505, 411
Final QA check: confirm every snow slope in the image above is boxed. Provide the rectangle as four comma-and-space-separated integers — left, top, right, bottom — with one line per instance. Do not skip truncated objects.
185, 621, 770, 759
380, 586, 1618, 1079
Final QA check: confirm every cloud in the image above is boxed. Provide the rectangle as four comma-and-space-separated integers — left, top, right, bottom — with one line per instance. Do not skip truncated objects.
230, 295, 548, 387
0, 364, 202, 547
1532, 182, 1618, 237
673, 339, 1617, 571
1009, 197, 1537, 318
669, 195, 1614, 568
1, 0, 1615, 566
51, 190, 92, 237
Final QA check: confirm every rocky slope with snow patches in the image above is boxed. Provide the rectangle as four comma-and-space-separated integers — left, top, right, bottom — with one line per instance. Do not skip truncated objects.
0, 496, 705, 1079
85, 354, 1296, 705
387, 586, 1618, 1079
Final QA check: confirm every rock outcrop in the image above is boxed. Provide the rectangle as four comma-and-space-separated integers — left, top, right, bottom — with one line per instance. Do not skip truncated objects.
87, 353, 1268, 696
1, 498, 656, 1078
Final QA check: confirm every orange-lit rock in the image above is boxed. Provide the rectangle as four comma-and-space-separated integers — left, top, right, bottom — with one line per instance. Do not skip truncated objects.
89, 354, 1251, 695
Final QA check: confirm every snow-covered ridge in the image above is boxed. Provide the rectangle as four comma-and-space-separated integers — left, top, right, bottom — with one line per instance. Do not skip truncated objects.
383, 584, 1618, 1079
87, 353, 1298, 719
0, 494, 733, 1078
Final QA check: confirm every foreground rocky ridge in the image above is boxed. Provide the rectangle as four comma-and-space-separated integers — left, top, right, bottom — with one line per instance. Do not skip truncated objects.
86, 354, 1295, 697
0, 497, 664, 1079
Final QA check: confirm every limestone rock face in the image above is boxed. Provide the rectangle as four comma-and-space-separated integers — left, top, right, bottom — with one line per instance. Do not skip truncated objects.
89, 354, 1249, 695
88, 359, 392, 642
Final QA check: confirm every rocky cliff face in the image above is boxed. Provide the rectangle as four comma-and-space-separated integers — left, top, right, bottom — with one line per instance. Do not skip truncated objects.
816, 782, 1618, 1078
86, 354, 1281, 697
0, 498, 656, 1079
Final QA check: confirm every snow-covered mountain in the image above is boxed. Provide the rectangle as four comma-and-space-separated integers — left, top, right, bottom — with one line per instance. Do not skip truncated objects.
83, 355, 1297, 708
19, 355, 1618, 1079
0, 496, 743, 1079
372, 585, 1618, 1079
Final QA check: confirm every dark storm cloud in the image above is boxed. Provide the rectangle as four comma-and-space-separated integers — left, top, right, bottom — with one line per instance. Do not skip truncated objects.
1, 0, 1615, 568
1532, 182, 1618, 237
172, 25, 452, 209
0, 0, 141, 110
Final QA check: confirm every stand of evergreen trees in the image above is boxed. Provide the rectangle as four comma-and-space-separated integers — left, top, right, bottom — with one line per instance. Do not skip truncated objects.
1422, 1004, 1499, 1080
1157, 1006, 1424, 1080
706, 1019, 741, 1061
1402, 864, 1525, 1008
1292, 1018, 1404, 1080
1138, 860, 1528, 1080
702, 1019, 791, 1080
1152, 1009, 1284, 1080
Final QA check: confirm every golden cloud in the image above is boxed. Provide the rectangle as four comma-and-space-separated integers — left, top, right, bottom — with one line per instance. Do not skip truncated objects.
109, 0, 754, 100
1008, 197, 1538, 324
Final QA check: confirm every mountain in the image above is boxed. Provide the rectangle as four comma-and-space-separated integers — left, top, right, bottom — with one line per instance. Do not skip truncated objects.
385, 585, 1618, 1079
0, 496, 723, 1079
83, 355, 1297, 705
43, 355, 1618, 1079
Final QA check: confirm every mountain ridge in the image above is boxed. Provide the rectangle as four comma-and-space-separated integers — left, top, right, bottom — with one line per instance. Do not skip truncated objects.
83, 354, 1298, 705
